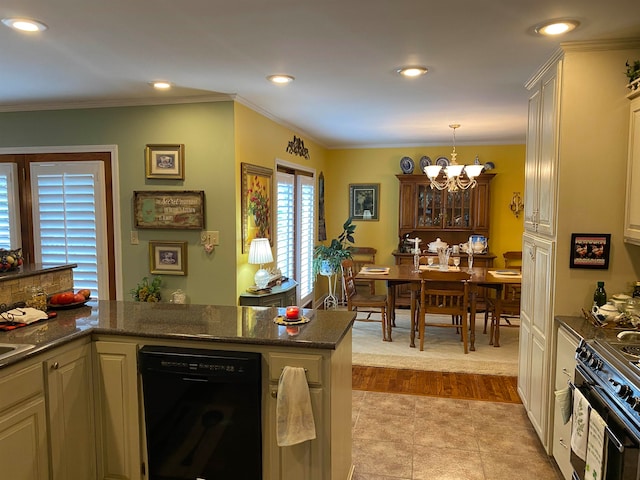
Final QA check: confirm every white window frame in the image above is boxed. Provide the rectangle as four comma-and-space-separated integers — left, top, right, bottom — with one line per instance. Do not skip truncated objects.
275, 159, 315, 307
0, 162, 21, 249
0, 145, 123, 299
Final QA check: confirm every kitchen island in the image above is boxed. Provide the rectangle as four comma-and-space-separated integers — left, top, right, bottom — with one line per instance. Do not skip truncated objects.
0, 301, 356, 480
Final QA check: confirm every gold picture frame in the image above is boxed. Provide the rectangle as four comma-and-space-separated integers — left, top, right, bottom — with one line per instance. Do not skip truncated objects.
149, 241, 188, 275
241, 163, 273, 253
145, 144, 185, 180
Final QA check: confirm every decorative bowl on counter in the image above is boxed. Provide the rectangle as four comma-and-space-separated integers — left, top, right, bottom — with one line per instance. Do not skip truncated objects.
0, 248, 23, 272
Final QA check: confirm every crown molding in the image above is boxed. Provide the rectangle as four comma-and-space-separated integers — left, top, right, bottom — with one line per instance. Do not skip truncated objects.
0, 93, 236, 113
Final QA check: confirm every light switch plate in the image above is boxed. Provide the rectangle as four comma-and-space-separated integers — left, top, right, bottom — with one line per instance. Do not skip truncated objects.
204, 231, 219, 246
130, 230, 139, 245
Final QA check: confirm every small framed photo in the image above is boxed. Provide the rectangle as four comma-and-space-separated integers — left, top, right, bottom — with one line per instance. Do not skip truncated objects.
349, 183, 379, 221
569, 233, 611, 269
145, 144, 185, 180
149, 241, 188, 275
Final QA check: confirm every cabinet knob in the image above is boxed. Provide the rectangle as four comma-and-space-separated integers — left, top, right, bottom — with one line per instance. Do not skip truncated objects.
51, 361, 59, 370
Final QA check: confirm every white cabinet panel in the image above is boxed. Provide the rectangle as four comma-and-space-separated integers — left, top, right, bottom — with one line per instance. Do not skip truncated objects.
624, 95, 640, 244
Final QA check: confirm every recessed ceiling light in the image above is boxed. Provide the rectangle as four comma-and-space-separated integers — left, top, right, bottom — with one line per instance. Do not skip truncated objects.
1, 17, 48, 32
397, 66, 428, 78
150, 81, 173, 90
533, 19, 580, 36
267, 74, 295, 85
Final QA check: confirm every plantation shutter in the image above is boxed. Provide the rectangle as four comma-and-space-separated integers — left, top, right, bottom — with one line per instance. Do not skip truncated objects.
30, 161, 108, 297
276, 171, 295, 280
0, 163, 21, 249
299, 175, 314, 306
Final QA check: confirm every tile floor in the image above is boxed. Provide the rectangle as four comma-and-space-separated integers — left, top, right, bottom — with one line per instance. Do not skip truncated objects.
351, 390, 563, 480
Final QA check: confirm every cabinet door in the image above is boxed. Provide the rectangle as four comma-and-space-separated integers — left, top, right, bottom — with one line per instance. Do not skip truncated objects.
535, 66, 559, 236
524, 88, 541, 233
519, 233, 555, 450
624, 96, 640, 244
398, 181, 416, 230
47, 343, 96, 480
0, 398, 49, 480
94, 341, 141, 480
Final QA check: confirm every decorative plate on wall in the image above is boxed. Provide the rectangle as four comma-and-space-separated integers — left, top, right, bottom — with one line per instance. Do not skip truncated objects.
400, 156, 415, 174
419, 156, 431, 172
435, 156, 450, 167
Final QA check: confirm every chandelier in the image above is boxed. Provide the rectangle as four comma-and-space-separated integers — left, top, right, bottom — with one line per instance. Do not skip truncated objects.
423, 124, 484, 191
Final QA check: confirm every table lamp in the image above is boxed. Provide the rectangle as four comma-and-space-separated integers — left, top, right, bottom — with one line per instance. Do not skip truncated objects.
248, 238, 273, 289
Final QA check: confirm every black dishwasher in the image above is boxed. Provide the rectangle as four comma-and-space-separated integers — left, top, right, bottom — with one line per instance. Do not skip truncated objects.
138, 345, 262, 480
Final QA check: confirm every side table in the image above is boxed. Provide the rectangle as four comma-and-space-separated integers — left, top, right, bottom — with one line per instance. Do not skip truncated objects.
238, 279, 298, 307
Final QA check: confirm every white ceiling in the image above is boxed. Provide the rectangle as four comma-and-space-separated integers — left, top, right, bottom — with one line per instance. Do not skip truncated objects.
1, 0, 640, 148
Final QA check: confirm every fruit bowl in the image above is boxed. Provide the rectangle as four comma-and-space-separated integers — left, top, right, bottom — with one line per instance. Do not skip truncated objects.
0, 248, 23, 272
47, 297, 92, 310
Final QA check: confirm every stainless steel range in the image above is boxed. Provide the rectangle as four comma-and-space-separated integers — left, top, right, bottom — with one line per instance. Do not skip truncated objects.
572, 338, 640, 480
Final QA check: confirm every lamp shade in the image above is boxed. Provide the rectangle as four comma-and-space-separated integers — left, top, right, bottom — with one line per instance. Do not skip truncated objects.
248, 238, 273, 265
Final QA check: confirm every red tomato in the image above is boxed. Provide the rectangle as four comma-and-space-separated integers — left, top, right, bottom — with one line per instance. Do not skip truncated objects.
58, 292, 75, 305
77, 289, 91, 300
49, 294, 59, 305
73, 293, 85, 303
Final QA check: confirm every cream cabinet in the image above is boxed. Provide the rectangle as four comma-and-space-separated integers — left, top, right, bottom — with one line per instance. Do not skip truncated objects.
518, 233, 554, 448
46, 341, 96, 480
624, 93, 640, 244
551, 325, 579, 480
93, 341, 141, 480
0, 361, 49, 480
524, 54, 560, 237
264, 332, 353, 480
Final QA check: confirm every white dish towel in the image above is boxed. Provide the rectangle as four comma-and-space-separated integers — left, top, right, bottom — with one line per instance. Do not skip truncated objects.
585, 407, 607, 480
276, 366, 316, 447
571, 387, 590, 461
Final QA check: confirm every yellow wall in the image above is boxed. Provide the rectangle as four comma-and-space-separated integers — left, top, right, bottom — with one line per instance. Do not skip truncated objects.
233, 103, 329, 294
324, 145, 525, 269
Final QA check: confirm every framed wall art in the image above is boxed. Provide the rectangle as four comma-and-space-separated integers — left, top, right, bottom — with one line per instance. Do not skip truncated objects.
145, 144, 185, 180
133, 190, 205, 229
349, 183, 379, 221
149, 241, 188, 275
241, 163, 273, 253
569, 233, 611, 269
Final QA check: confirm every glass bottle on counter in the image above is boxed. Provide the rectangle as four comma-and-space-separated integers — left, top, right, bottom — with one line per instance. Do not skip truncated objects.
633, 281, 640, 298
593, 281, 607, 307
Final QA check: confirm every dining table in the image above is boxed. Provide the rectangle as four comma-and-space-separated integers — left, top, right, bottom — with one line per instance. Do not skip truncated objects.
356, 264, 522, 351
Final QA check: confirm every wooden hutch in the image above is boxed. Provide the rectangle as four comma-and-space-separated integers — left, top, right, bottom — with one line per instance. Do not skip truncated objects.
392, 172, 496, 306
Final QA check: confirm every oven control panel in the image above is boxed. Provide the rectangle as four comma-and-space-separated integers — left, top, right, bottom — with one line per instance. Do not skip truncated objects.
576, 340, 640, 422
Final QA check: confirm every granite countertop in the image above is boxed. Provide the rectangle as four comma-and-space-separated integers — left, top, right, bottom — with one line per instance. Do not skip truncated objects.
0, 301, 356, 369
556, 315, 634, 343
0, 263, 77, 280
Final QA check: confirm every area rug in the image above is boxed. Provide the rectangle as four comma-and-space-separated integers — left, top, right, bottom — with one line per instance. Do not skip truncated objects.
351, 309, 519, 376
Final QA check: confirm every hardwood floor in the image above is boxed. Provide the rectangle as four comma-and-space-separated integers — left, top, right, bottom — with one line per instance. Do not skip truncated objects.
352, 365, 521, 403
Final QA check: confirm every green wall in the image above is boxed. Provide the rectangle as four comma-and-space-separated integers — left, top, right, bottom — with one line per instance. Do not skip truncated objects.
0, 102, 238, 305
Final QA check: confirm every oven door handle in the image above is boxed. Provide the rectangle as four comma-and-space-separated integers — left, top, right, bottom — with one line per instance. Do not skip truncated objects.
569, 381, 625, 453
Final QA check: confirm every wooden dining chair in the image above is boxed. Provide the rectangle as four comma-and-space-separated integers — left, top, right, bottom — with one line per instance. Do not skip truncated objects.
483, 251, 522, 334
413, 270, 472, 353
486, 282, 521, 347
341, 259, 390, 341
350, 247, 377, 295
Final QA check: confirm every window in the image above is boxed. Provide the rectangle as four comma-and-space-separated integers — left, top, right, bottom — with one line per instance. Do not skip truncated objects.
0, 152, 116, 299
275, 163, 315, 307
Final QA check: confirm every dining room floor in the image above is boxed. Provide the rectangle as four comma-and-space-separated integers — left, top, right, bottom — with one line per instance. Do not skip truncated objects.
351, 389, 563, 480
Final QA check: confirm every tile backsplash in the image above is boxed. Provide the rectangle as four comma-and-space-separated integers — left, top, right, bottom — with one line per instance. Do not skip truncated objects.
0, 268, 74, 306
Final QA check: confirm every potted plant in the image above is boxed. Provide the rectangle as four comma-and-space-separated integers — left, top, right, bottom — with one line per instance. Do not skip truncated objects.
130, 276, 162, 302
313, 217, 356, 278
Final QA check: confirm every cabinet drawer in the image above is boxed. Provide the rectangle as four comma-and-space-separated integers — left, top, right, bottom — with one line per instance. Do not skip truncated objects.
268, 353, 323, 386
0, 363, 44, 411
555, 327, 578, 390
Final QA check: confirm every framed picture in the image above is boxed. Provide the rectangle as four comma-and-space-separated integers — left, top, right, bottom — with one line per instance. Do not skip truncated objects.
349, 183, 379, 221
569, 233, 611, 269
149, 241, 188, 275
145, 144, 185, 180
133, 190, 205, 229
241, 163, 273, 253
